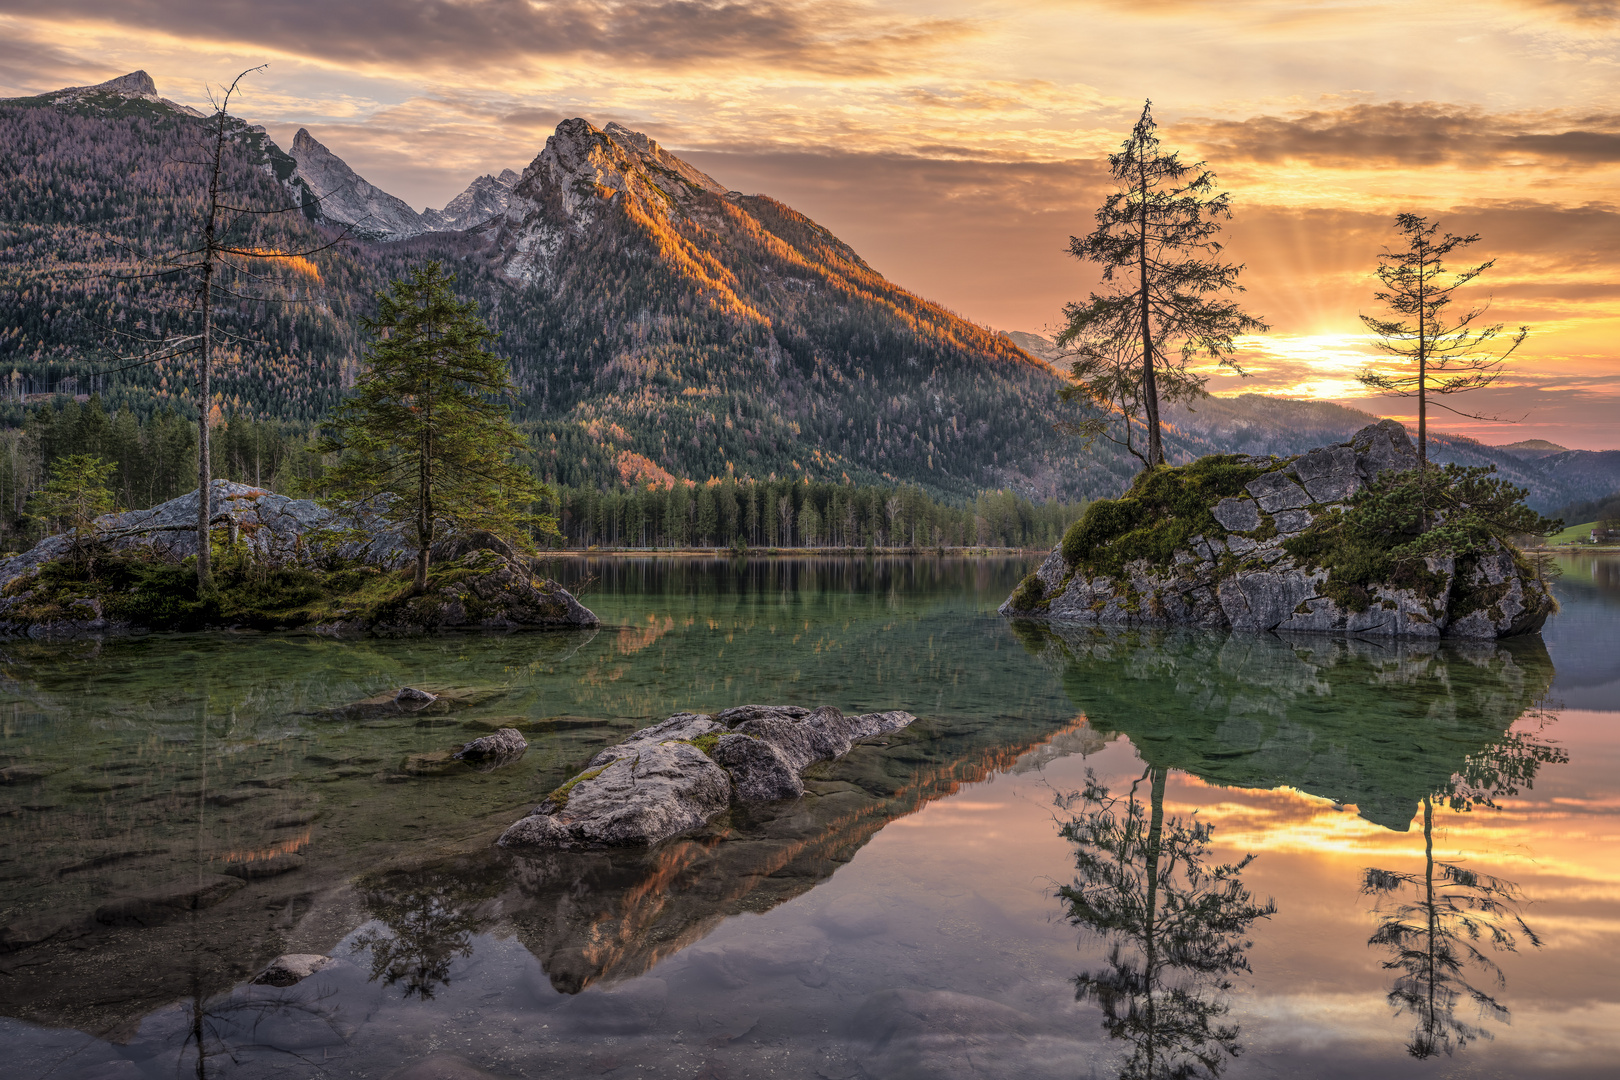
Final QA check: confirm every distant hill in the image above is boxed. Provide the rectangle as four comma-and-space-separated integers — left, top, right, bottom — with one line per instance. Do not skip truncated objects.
1497, 438, 1571, 460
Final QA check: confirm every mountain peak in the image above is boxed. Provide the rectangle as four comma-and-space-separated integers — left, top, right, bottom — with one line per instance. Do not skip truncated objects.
494, 118, 734, 283
11, 68, 203, 117
288, 128, 428, 241
92, 70, 158, 96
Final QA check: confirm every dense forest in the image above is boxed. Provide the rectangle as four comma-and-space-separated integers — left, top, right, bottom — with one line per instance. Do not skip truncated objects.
550, 480, 1083, 550
0, 396, 1081, 552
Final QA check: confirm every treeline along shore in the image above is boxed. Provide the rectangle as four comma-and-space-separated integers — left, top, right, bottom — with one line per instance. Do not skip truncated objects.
0, 395, 1085, 555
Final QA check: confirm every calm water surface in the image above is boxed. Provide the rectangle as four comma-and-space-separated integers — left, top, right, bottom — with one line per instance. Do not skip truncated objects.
1, 554, 1616, 1079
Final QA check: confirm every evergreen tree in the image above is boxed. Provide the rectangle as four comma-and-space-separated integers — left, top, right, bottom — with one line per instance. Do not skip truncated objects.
27, 453, 115, 559
1058, 101, 1267, 468
1358, 214, 1528, 467
321, 262, 552, 591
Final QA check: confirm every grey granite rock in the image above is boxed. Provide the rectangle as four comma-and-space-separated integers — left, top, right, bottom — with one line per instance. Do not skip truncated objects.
1212, 497, 1261, 532
711, 732, 803, 801
1244, 472, 1312, 513
1273, 508, 1314, 535
1291, 445, 1363, 502
499, 705, 916, 850
1351, 418, 1419, 479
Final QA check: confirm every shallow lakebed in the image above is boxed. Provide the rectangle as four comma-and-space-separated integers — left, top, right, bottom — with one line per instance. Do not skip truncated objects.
1, 554, 1617, 1078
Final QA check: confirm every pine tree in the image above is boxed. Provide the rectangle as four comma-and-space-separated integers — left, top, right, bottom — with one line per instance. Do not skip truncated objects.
1058, 101, 1268, 468
320, 262, 553, 591
1358, 214, 1528, 468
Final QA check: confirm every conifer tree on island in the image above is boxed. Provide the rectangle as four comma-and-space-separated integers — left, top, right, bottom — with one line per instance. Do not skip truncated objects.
320, 262, 554, 593
1058, 101, 1268, 469
1358, 214, 1528, 468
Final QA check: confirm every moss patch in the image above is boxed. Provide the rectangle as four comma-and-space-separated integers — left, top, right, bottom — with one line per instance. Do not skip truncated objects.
1060, 456, 1265, 576
545, 764, 609, 808
1008, 573, 1047, 613
679, 733, 721, 757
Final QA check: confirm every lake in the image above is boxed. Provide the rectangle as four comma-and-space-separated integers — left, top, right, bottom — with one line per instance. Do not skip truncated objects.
1, 553, 1616, 1079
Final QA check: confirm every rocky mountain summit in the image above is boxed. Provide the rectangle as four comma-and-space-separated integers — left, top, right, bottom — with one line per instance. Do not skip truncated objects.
422, 168, 521, 231
490, 117, 732, 285
499, 704, 916, 850
24, 69, 203, 117
289, 128, 522, 239
1002, 421, 1555, 639
288, 128, 433, 241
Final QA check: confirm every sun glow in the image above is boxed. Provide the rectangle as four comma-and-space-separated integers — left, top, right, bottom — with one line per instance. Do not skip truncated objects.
1215, 332, 1381, 399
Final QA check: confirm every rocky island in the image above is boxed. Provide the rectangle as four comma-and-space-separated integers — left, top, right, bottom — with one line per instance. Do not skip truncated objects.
1002, 421, 1555, 639
0, 481, 597, 639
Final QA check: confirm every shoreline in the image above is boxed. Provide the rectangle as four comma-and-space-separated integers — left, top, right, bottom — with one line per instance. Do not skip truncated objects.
537, 546, 1049, 558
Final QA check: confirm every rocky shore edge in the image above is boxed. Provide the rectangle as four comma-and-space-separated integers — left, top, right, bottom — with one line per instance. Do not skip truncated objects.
0, 481, 598, 639
498, 704, 916, 850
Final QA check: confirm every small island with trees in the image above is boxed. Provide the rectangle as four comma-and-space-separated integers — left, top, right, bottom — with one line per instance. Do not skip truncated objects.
1004, 104, 1559, 640
0, 262, 597, 639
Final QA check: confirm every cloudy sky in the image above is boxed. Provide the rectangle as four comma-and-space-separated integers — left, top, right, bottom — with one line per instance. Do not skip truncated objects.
3, 0, 1617, 447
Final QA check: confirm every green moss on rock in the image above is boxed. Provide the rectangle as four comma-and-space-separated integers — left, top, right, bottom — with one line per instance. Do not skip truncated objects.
1060, 456, 1264, 576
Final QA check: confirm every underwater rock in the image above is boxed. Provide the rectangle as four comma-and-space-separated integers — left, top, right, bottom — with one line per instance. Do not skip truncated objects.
1002, 420, 1554, 640
93, 875, 245, 927
252, 953, 335, 987
455, 727, 528, 767
223, 852, 305, 880
498, 705, 916, 850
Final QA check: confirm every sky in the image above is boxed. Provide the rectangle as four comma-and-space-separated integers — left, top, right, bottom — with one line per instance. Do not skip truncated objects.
1, 0, 1617, 447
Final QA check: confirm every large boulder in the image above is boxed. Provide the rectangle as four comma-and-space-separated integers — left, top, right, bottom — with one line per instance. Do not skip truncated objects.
498, 705, 916, 850
1002, 421, 1554, 640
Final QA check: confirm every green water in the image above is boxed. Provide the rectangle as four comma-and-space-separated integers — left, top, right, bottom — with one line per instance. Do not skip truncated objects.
0, 554, 1616, 1078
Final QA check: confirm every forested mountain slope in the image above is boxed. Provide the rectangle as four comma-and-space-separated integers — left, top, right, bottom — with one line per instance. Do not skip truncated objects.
0, 78, 1112, 499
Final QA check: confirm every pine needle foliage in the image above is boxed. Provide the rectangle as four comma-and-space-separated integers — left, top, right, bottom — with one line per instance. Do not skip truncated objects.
1358, 214, 1528, 467
320, 262, 554, 591
1058, 101, 1268, 469
26, 453, 115, 559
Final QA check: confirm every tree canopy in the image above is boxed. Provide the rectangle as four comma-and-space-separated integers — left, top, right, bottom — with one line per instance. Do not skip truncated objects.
1358, 214, 1528, 467
320, 262, 552, 590
1058, 101, 1267, 469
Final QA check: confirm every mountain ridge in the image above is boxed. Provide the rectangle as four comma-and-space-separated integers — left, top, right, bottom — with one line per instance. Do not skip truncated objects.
2, 71, 1615, 509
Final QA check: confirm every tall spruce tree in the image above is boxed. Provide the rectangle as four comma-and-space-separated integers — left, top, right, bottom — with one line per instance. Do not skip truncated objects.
321, 263, 552, 592
1358, 214, 1528, 468
1058, 101, 1268, 469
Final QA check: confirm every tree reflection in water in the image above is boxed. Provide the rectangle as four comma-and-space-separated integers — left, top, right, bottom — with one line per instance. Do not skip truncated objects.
351, 865, 504, 1000
1057, 766, 1276, 1080
1361, 708, 1565, 1058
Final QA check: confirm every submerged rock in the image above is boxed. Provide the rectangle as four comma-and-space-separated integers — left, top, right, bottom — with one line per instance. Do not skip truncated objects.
455, 727, 528, 770
1002, 421, 1555, 640
252, 953, 335, 987
93, 875, 245, 927
498, 705, 916, 850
